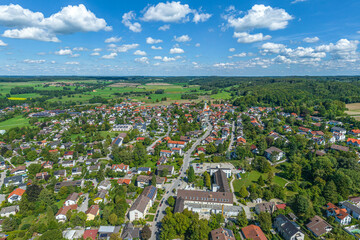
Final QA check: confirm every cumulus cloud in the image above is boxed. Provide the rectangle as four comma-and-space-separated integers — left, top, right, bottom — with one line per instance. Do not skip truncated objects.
146, 37, 163, 44
91, 52, 100, 56
151, 46, 162, 50
115, 43, 139, 52
158, 24, 170, 31
55, 48, 72, 55
3, 27, 59, 42
102, 52, 117, 59
303, 37, 319, 43
233, 32, 271, 43
174, 35, 191, 42
154, 56, 163, 60
122, 11, 142, 32
230, 52, 247, 58
105, 37, 122, 43
142, 1, 211, 24
0, 40, 7, 46
260, 42, 286, 54
142, 1, 192, 22
163, 56, 176, 62
134, 50, 147, 56
225, 4, 293, 31
65, 61, 79, 65
0, 4, 111, 42
73, 47, 87, 51
170, 47, 184, 54
229, 48, 235, 52
93, 48, 102, 52
23, 59, 45, 63
135, 56, 149, 64
291, 0, 308, 3
193, 13, 212, 23
316, 39, 359, 61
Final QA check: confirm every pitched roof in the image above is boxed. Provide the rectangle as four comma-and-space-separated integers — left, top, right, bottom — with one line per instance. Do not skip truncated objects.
306, 215, 332, 237
242, 225, 268, 240
56, 204, 77, 216
86, 205, 99, 216
211, 227, 235, 240
83, 229, 98, 240
7, 188, 25, 199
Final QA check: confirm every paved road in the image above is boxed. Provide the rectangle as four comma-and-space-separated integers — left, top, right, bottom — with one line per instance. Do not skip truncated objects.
150, 119, 212, 240
147, 122, 170, 152
227, 121, 235, 152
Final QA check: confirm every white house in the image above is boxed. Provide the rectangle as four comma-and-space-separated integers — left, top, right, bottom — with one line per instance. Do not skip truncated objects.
64, 192, 79, 206
128, 186, 157, 221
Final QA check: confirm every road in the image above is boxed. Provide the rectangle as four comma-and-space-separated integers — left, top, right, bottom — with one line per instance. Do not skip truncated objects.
78, 193, 89, 212
147, 122, 170, 152
150, 119, 212, 240
227, 121, 235, 152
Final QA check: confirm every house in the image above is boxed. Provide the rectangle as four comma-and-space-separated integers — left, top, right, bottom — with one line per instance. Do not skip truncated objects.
62, 160, 75, 167
72, 167, 82, 175
4, 175, 23, 187
0, 205, 19, 217
82, 229, 98, 240
349, 196, 360, 207
137, 167, 151, 174
98, 226, 121, 239
326, 202, 352, 225
86, 205, 100, 221
160, 150, 173, 157
347, 138, 360, 147
241, 225, 267, 240
98, 180, 111, 190
94, 189, 107, 204
341, 201, 360, 220
306, 215, 332, 238
265, 147, 284, 161
121, 223, 141, 240
212, 170, 230, 192
42, 161, 53, 169
274, 214, 305, 240
351, 129, 360, 137
10, 165, 26, 175
171, 147, 183, 155
54, 170, 67, 179
54, 180, 82, 192
36, 171, 50, 180
330, 144, 349, 152
7, 188, 25, 204
136, 175, 166, 188
128, 185, 157, 221
56, 204, 77, 222
63, 151, 74, 159
157, 165, 174, 176
167, 140, 186, 149
210, 227, 235, 240
255, 202, 276, 214
112, 163, 129, 173
331, 126, 346, 134
111, 137, 123, 147
118, 178, 132, 185
65, 192, 79, 206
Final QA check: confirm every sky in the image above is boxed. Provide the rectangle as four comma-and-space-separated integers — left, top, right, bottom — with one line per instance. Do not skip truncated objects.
0, 0, 360, 76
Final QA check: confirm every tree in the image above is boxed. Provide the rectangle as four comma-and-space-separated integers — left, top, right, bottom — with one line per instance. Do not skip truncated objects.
258, 212, 272, 233
40, 188, 55, 207
26, 184, 42, 202
291, 194, 313, 220
203, 171, 211, 189
257, 175, 265, 186
109, 213, 118, 225
239, 186, 249, 198
160, 168, 169, 177
152, 174, 157, 186
187, 166, 195, 183
236, 210, 248, 227
26, 150, 38, 161
209, 214, 224, 230
27, 163, 42, 175
141, 225, 152, 240
2, 217, 18, 232
206, 143, 217, 154
323, 180, 338, 203
167, 196, 175, 207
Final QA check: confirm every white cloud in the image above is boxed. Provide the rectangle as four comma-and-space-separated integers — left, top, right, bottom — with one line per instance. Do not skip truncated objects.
23, 59, 45, 63
91, 52, 100, 56
135, 56, 149, 64
291, 0, 307, 3
65, 61, 79, 65
3, 27, 60, 42
195, 43, 200, 47
105, 37, 122, 43
73, 47, 87, 51
225, 4, 293, 31
316, 39, 359, 61
142, 1, 192, 22
158, 24, 170, 31
55, 48, 72, 55
71, 53, 80, 57
193, 13, 212, 23
174, 35, 191, 42
303, 37, 319, 43
122, 11, 142, 32
232, 53, 247, 57
115, 43, 139, 52
0, 40, 7, 46
93, 48, 102, 52
151, 46, 163, 50
146, 37, 163, 44
229, 48, 235, 52
260, 42, 286, 54
0, 4, 111, 42
134, 50, 147, 56
162, 56, 176, 62
102, 52, 117, 59
233, 32, 271, 43
154, 56, 163, 60
170, 47, 184, 54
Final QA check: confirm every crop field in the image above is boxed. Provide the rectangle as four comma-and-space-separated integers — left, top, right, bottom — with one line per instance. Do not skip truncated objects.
346, 103, 360, 120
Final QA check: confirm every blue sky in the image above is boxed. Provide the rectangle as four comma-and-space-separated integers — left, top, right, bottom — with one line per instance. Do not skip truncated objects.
0, 0, 360, 76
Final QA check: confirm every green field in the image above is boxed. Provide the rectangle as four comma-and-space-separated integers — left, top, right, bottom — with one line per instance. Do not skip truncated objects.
0, 115, 30, 130
233, 171, 288, 192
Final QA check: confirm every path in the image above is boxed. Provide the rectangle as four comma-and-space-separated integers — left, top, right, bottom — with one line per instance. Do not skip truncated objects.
229, 175, 252, 220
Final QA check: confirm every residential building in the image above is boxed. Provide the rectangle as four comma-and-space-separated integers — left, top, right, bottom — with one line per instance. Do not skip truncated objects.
65, 192, 79, 206
212, 170, 230, 192
255, 202, 276, 215
265, 147, 284, 161
274, 214, 305, 240
128, 185, 157, 221
209, 167, 232, 178
326, 202, 352, 225
4, 175, 23, 187
341, 201, 360, 220
121, 223, 141, 240
0, 205, 19, 217
86, 205, 100, 221
241, 225, 267, 240
7, 188, 25, 204
306, 215, 332, 238
98, 226, 121, 239
210, 227, 235, 240
56, 205, 77, 222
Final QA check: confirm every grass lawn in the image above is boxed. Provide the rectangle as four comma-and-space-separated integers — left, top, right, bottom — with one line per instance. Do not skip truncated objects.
142, 159, 157, 169
55, 199, 66, 208
149, 201, 159, 213
233, 171, 288, 192
145, 214, 155, 222
0, 115, 30, 130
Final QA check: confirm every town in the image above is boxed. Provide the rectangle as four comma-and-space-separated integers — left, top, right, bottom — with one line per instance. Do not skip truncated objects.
0, 93, 359, 240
